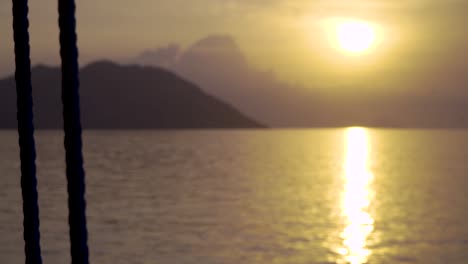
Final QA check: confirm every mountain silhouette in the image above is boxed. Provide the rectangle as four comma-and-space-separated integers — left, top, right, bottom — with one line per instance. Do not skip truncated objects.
0, 61, 264, 129
133, 35, 316, 126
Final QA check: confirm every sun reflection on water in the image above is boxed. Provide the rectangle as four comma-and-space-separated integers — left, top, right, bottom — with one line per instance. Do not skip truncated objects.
338, 127, 375, 264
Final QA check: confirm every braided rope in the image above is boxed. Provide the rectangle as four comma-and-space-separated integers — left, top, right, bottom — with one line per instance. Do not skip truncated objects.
12, 0, 42, 263
58, 0, 89, 263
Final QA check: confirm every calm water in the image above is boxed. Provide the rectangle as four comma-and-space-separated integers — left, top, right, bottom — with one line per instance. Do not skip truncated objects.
1, 129, 468, 264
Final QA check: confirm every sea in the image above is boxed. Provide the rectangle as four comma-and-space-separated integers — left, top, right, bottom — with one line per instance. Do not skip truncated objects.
1, 129, 468, 264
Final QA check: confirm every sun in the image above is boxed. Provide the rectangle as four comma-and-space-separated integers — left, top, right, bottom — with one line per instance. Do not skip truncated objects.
335, 21, 376, 54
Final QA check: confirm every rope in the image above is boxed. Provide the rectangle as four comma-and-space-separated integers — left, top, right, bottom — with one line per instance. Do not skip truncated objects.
11, 0, 43, 263
58, 0, 89, 263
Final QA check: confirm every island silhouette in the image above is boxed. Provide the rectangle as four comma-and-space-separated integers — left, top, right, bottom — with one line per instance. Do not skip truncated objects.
1, 41, 468, 128
0, 61, 263, 129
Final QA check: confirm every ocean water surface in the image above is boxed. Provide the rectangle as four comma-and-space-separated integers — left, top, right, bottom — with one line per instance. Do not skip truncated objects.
1, 129, 468, 263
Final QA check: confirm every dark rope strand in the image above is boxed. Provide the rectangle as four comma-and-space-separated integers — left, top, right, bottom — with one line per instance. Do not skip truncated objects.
12, 0, 42, 263
58, 0, 89, 263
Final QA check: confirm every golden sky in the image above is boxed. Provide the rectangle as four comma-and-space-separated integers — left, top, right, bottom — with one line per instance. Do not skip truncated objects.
1, 0, 468, 93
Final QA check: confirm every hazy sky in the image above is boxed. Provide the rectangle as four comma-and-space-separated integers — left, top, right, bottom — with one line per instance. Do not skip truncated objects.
1, 0, 468, 92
